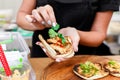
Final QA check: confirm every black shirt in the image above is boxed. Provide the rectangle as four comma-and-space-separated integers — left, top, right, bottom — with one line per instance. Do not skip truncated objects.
31, 0, 119, 57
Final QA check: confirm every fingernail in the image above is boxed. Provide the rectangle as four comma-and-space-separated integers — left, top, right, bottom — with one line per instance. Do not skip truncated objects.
52, 22, 56, 27
74, 47, 78, 52
47, 20, 52, 25
35, 42, 39, 45
43, 48, 46, 53
25, 15, 33, 22
33, 19, 36, 22
32, 10, 40, 19
55, 59, 61, 62
41, 21, 45, 25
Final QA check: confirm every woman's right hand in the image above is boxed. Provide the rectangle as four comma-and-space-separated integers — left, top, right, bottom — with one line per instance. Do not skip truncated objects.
25, 5, 56, 30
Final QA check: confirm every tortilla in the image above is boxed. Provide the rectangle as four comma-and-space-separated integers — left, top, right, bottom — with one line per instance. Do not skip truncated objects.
37, 34, 75, 59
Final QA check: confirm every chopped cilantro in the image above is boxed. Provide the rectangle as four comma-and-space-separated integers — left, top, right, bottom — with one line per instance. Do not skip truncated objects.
48, 29, 58, 38
52, 24, 60, 31
48, 23, 66, 44
58, 33, 66, 44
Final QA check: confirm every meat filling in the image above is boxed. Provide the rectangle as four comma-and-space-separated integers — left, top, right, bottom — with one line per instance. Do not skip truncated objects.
47, 36, 72, 55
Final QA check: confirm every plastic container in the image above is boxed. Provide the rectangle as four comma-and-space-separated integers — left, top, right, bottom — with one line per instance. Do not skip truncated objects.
0, 32, 36, 80
0, 32, 30, 57
0, 62, 31, 80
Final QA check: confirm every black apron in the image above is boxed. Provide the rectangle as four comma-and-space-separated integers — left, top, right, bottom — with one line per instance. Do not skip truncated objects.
31, 0, 119, 57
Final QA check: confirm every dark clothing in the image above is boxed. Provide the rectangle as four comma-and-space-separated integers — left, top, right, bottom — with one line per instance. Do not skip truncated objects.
31, 0, 119, 57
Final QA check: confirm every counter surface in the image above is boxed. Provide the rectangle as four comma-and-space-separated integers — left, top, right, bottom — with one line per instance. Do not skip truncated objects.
29, 55, 120, 80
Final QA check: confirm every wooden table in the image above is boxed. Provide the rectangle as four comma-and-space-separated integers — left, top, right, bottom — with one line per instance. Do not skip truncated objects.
29, 57, 53, 80
29, 55, 120, 80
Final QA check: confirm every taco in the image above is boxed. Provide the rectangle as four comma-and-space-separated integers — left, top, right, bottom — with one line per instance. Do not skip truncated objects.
104, 60, 120, 77
73, 61, 109, 80
37, 34, 75, 59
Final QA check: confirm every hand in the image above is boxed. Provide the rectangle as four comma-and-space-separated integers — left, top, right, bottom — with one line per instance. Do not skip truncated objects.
58, 27, 80, 52
25, 15, 45, 30
36, 42, 74, 62
25, 5, 56, 30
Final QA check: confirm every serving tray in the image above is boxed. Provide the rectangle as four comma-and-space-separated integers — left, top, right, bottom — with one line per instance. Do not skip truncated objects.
40, 55, 120, 80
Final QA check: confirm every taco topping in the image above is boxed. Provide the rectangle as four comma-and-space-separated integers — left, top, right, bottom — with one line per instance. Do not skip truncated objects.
77, 61, 107, 78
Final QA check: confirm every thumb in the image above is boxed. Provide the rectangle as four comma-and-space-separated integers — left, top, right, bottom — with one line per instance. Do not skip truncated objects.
55, 58, 66, 62
72, 41, 79, 52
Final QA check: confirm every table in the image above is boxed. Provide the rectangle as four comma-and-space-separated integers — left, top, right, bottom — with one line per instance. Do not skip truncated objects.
29, 55, 120, 80
29, 57, 53, 80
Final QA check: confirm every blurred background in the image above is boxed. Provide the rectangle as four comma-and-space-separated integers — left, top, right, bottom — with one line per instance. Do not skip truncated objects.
0, 0, 33, 48
0, 0, 120, 55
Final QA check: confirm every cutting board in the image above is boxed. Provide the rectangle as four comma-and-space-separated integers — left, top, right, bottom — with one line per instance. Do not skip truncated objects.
40, 55, 120, 80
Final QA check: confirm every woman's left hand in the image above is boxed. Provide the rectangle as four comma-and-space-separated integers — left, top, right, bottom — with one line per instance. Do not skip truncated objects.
58, 27, 80, 52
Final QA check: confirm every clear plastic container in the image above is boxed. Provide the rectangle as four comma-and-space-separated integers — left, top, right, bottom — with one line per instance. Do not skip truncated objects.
0, 62, 31, 80
0, 32, 30, 57
0, 32, 36, 80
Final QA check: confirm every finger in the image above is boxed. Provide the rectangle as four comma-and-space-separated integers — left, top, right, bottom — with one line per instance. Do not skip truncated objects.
31, 15, 37, 22
29, 21, 45, 30
45, 5, 56, 23
32, 9, 43, 24
36, 42, 48, 53
36, 42, 44, 48
25, 15, 38, 29
36, 42, 51, 56
36, 42, 55, 59
25, 15, 36, 23
32, 7, 51, 27
55, 58, 66, 62
72, 41, 79, 52
28, 14, 46, 29
37, 7, 52, 26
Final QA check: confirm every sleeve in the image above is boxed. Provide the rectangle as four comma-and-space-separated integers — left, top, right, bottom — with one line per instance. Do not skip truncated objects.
97, 0, 120, 11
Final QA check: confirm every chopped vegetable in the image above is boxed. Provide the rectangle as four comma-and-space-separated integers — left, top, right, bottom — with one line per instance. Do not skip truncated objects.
108, 60, 116, 66
80, 61, 98, 74
58, 33, 66, 44
48, 29, 58, 38
52, 24, 60, 31
0, 58, 23, 72
48, 23, 66, 44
